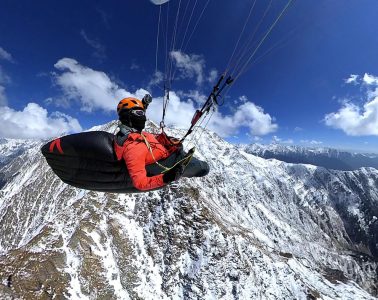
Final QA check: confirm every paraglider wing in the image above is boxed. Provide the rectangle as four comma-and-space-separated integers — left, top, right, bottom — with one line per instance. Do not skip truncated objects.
150, 0, 170, 5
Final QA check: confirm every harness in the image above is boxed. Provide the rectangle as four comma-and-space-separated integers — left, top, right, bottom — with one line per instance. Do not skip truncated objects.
140, 132, 171, 172
140, 132, 195, 174
116, 131, 194, 174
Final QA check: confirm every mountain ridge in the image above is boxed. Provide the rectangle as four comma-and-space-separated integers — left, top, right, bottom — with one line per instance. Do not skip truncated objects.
241, 143, 378, 171
0, 121, 377, 299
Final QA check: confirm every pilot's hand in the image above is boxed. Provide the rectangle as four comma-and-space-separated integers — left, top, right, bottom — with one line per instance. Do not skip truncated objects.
163, 164, 185, 183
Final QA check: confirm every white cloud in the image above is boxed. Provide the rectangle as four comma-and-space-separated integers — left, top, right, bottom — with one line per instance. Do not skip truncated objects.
0, 47, 13, 62
0, 48, 13, 106
294, 126, 303, 132
345, 74, 359, 84
53, 58, 277, 138
207, 69, 218, 84
54, 58, 133, 112
0, 86, 6, 106
149, 51, 217, 88
325, 72, 378, 136
206, 102, 277, 137
80, 30, 106, 61
272, 135, 293, 144
324, 97, 378, 136
0, 103, 82, 139
0, 66, 11, 85
362, 73, 378, 86
170, 51, 205, 85
147, 91, 196, 128
239, 95, 248, 103
300, 139, 323, 145
44, 96, 71, 109
148, 70, 164, 89
232, 102, 278, 135
178, 90, 207, 106
0, 65, 9, 106
147, 95, 277, 138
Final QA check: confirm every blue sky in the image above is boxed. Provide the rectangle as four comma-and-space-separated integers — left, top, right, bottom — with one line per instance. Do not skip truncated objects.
0, 0, 378, 152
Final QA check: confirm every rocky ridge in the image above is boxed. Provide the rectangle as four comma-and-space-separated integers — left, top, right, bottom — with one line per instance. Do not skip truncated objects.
0, 121, 377, 299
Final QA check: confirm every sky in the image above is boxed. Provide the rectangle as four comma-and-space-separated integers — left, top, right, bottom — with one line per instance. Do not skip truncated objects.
0, 0, 378, 153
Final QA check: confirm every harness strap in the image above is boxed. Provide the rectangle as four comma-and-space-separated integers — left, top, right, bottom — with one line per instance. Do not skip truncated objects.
115, 133, 129, 146
140, 132, 195, 174
161, 147, 195, 174
141, 133, 170, 172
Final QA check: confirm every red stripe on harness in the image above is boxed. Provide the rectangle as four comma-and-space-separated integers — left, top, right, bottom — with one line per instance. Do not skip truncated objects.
49, 138, 64, 154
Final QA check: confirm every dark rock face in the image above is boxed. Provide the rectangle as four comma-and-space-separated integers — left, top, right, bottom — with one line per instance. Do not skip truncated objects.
0, 177, 5, 190
315, 168, 378, 260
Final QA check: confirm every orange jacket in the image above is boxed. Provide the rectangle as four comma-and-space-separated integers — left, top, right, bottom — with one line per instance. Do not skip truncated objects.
114, 131, 175, 191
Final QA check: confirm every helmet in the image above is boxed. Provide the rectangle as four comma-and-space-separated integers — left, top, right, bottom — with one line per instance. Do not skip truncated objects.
117, 97, 144, 115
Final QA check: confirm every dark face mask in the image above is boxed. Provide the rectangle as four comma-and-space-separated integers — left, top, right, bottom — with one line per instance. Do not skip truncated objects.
129, 110, 146, 131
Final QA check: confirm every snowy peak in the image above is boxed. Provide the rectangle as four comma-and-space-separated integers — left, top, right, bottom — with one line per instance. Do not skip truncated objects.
0, 122, 377, 299
0, 138, 40, 165
0, 138, 42, 189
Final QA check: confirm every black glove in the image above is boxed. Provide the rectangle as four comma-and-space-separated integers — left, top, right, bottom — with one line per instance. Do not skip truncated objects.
163, 164, 185, 183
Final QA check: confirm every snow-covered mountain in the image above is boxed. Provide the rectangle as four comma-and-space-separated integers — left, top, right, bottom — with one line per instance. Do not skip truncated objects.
0, 138, 41, 189
242, 143, 378, 171
0, 121, 377, 299
0, 138, 41, 165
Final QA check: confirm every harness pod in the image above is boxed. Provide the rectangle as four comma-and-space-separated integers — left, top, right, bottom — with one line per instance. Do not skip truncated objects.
41, 131, 208, 193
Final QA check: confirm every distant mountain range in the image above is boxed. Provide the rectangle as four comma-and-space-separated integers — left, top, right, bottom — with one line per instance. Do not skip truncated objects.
241, 143, 378, 171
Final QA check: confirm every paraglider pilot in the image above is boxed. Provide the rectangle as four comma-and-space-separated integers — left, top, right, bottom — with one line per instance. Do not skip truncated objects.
114, 95, 209, 191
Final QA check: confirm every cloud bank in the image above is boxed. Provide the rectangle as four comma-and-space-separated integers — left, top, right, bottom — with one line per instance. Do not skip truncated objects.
54, 58, 133, 112
325, 73, 378, 136
210, 102, 277, 137
325, 98, 378, 136
170, 51, 205, 85
169, 51, 218, 86
0, 52, 82, 139
363, 73, 378, 86
53, 58, 277, 138
0, 103, 82, 139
